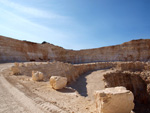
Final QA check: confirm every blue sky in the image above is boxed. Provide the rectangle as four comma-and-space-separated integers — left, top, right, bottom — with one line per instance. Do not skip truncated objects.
0, 0, 150, 50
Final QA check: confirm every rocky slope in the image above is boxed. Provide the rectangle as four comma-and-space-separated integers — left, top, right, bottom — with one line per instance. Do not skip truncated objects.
0, 35, 150, 63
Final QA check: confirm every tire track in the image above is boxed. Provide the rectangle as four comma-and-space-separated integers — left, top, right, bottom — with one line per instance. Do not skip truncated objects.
0, 63, 69, 113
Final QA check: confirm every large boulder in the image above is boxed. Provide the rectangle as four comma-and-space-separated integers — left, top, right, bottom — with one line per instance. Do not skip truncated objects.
32, 71, 44, 81
95, 87, 134, 113
50, 76, 67, 90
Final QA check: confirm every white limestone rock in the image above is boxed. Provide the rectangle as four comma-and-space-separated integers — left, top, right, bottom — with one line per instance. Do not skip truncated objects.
50, 76, 67, 90
95, 87, 134, 113
32, 71, 44, 81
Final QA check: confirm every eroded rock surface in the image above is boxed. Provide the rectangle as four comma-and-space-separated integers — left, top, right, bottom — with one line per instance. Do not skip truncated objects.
32, 71, 44, 81
95, 87, 134, 113
50, 76, 67, 90
104, 71, 149, 104
1, 36, 150, 63
103, 70, 150, 113
116, 62, 146, 71
10, 61, 117, 83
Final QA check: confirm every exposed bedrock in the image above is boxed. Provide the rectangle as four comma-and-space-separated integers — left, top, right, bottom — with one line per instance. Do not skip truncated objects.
103, 71, 150, 113
10, 61, 117, 83
116, 62, 146, 72
74, 62, 116, 76
1, 36, 150, 63
10, 61, 150, 84
11, 62, 77, 82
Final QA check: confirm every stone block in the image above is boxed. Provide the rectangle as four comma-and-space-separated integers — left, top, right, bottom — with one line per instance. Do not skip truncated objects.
94, 87, 134, 113
50, 76, 67, 90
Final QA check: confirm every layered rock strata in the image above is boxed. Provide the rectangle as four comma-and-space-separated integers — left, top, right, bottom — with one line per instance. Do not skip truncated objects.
116, 62, 146, 71
11, 62, 76, 82
10, 61, 150, 83
103, 70, 150, 112
1, 36, 150, 63
103, 71, 149, 104
10, 62, 117, 83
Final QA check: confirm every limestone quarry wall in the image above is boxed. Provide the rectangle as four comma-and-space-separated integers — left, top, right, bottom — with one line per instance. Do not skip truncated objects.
74, 62, 116, 76
11, 62, 77, 82
0, 36, 67, 62
68, 39, 150, 63
116, 62, 146, 71
0, 36, 150, 63
11, 61, 117, 83
103, 70, 150, 112
104, 71, 149, 104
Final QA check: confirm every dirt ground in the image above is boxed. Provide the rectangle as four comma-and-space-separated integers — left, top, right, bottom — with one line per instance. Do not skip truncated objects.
0, 63, 114, 113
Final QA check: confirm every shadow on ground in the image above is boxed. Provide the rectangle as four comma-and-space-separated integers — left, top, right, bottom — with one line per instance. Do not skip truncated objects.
57, 87, 76, 93
68, 71, 93, 97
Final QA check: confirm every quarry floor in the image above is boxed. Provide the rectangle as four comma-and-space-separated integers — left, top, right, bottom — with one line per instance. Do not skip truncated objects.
0, 63, 114, 113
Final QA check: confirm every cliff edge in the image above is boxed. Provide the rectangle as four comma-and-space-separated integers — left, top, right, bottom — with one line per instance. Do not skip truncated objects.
0, 35, 150, 63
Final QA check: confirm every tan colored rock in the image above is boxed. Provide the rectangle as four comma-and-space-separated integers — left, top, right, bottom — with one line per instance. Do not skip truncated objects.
14, 62, 19, 67
12, 61, 77, 82
11, 62, 20, 75
50, 76, 67, 90
116, 62, 145, 71
11, 66, 20, 75
19, 63, 25, 67
103, 71, 149, 105
1, 36, 150, 63
95, 87, 134, 113
32, 71, 44, 81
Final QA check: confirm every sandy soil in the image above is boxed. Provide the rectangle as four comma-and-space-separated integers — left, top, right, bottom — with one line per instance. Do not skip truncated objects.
68, 69, 114, 99
0, 63, 44, 113
0, 63, 114, 113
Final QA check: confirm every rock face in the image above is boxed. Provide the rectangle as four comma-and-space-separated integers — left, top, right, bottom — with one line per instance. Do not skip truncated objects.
50, 76, 67, 90
95, 87, 134, 113
10, 61, 117, 83
103, 64, 150, 113
32, 71, 44, 81
74, 62, 116, 76
0, 36, 150, 63
103, 71, 149, 105
0, 36, 66, 62
12, 61, 77, 82
116, 62, 146, 71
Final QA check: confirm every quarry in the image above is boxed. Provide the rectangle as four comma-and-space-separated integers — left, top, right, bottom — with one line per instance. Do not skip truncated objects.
0, 35, 150, 113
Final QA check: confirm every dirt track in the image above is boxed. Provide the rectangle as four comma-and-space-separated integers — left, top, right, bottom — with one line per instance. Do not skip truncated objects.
0, 63, 44, 113
0, 63, 114, 113
68, 69, 113, 99
0, 63, 67, 113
